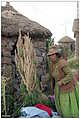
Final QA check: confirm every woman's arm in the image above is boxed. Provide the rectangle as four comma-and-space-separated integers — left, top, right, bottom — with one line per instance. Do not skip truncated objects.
61, 66, 73, 85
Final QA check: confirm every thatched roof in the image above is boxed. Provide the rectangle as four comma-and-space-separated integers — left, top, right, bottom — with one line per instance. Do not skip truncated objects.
1, 2, 52, 38
58, 36, 75, 43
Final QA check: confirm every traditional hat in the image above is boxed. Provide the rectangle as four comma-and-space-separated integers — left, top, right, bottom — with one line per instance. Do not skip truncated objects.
47, 45, 58, 56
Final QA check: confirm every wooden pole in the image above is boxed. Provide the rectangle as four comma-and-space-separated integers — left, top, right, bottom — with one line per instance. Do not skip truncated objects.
77, 1, 79, 19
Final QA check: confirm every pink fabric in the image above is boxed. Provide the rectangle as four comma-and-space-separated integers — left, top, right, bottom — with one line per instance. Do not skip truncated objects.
48, 95, 54, 102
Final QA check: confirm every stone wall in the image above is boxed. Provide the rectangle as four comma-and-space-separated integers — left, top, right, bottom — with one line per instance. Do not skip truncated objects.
59, 42, 75, 52
1, 36, 14, 115
32, 38, 47, 81
1, 35, 20, 90
1, 35, 48, 90
1, 36, 13, 79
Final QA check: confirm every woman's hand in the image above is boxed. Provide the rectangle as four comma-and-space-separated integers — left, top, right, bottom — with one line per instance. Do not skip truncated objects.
57, 80, 62, 86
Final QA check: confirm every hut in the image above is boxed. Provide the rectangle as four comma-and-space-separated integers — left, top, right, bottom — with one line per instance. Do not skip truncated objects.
1, 2, 52, 116
1, 2, 52, 82
58, 36, 75, 52
72, 18, 79, 57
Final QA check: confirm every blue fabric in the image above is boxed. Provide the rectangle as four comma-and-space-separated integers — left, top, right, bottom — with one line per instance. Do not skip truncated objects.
51, 111, 61, 118
20, 106, 50, 118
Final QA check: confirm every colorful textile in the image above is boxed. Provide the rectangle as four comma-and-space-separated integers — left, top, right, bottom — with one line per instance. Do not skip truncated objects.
20, 106, 50, 118
35, 104, 52, 116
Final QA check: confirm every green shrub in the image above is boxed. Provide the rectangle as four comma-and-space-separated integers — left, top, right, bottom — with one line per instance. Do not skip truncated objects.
67, 57, 79, 70
19, 81, 50, 105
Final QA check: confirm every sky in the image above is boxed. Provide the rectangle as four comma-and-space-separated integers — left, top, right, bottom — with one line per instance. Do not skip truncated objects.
1, 0, 79, 44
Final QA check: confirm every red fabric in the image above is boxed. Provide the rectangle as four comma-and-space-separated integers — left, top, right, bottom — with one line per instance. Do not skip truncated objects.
35, 104, 52, 116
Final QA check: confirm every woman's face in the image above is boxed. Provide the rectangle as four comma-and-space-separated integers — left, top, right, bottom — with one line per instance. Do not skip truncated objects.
49, 54, 57, 63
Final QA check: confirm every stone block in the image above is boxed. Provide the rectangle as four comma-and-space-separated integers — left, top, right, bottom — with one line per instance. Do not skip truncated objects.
35, 48, 42, 56
1, 64, 12, 78
33, 41, 46, 48
35, 56, 43, 64
1, 57, 11, 64
2, 48, 11, 57
1, 39, 7, 47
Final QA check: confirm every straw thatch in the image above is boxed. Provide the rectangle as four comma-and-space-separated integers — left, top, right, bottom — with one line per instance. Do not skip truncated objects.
58, 36, 75, 43
1, 2, 52, 38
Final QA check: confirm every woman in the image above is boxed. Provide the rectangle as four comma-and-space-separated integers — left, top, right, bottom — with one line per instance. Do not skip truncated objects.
47, 45, 79, 118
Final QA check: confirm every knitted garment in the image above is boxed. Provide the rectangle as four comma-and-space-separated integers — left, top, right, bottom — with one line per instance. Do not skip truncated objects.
57, 58, 67, 69
56, 59, 77, 93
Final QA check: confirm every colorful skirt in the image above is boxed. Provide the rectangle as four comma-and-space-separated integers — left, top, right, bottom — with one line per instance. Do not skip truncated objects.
54, 82, 79, 118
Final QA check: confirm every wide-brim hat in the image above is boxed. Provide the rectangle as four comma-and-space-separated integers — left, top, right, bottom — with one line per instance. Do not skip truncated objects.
47, 45, 58, 56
